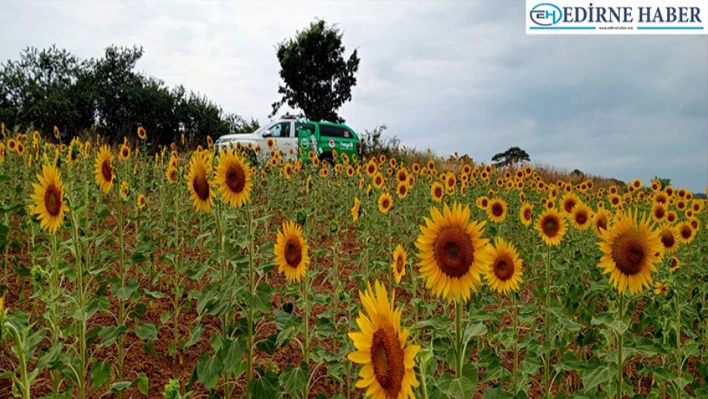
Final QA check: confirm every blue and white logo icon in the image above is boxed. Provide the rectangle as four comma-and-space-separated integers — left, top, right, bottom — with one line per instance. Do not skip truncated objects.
530, 3, 563, 26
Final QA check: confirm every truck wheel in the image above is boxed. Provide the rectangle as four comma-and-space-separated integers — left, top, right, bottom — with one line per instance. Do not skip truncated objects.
319, 152, 334, 166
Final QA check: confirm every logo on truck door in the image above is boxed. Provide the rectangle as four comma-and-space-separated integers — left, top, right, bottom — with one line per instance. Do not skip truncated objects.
328, 139, 336, 149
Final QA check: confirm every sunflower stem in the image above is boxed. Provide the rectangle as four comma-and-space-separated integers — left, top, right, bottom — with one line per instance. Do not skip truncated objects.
245, 202, 256, 399
50, 232, 61, 394
544, 244, 552, 398
512, 293, 519, 393
675, 290, 682, 399
455, 299, 464, 377
116, 199, 126, 399
302, 268, 310, 399
616, 293, 624, 399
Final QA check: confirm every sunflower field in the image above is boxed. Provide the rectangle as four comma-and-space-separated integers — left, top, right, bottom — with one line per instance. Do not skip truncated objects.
0, 127, 706, 399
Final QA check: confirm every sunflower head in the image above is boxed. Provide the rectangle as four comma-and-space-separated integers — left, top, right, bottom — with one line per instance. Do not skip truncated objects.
520, 202, 534, 226
668, 256, 680, 272
94, 145, 115, 194
351, 197, 361, 222
560, 192, 580, 215
378, 192, 393, 214
430, 182, 444, 202
476, 196, 489, 210
391, 244, 407, 283
137, 194, 146, 209
593, 208, 612, 237
597, 210, 663, 295
30, 163, 69, 234
654, 282, 669, 295
676, 221, 695, 244
480, 237, 523, 295
347, 280, 420, 399
137, 126, 147, 140
570, 202, 593, 230
415, 202, 488, 302
215, 147, 252, 208
274, 220, 310, 283
186, 152, 216, 213
535, 208, 567, 246
486, 198, 508, 223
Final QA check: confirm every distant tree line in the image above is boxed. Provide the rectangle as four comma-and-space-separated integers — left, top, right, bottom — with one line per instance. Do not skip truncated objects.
0, 45, 259, 149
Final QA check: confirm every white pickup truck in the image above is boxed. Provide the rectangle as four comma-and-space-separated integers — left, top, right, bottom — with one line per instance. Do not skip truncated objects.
215, 115, 300, 159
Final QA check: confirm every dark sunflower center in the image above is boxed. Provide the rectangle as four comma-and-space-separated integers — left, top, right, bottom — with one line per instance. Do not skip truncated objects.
169, 169, 177, 182
667, 214, 676, 222
371, 327, 405, 397
611, 233, 645, 275
574, 211, 588, 225
435, 187, 442, 197
563, 199, 576, 213
433, 227, 474, 278
523, 208, 532, 220
690, 220, 698, 230
192, 173, 210, 201
612, 197, 619, 205
481, 199, 488, 208
399, 186, 407, 195
596, 216, 607, 231
284, 239, 302, 267
122, 148, 129, 157
669, 258, 678, 268
542, 216, 559, 237
494, 256, 515, 281
44, 184, 62, 217
491, 203, 504, 217
226, 163, 246, 193
376, 177, 382, 185
101, 160, 113, 182
680, 226, 691, 239
382, 199, 390, 209
654, 207, 665, 219
396, 256, 405, 274
660, 230, 675, 248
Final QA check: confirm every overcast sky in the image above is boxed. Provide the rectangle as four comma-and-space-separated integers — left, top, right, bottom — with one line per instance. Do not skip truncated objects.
2, 1, 707, 191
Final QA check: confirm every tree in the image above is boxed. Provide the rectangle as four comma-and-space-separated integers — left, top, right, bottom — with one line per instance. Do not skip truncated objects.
491, 146, 530, 168
270, 19, 360, 123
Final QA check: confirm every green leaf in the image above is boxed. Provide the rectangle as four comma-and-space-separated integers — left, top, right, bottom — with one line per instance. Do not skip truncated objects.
314, 316, 336, 339
91, 361, 112, 390
186, 324, 202, 347
196, 354, 224, 390
219, 338, 246, 374
463, 322, 487, 345
135, 372, 149, 395
113, 279, 140, 301
110, 381, 132, 392
276, 325, 299, 348
135, 324, 158, 340
248, 370, 281, 398
438, 374, 476, 399
582, 366, 613, 393
280, 364, 307, 398
98, 325, 129, 346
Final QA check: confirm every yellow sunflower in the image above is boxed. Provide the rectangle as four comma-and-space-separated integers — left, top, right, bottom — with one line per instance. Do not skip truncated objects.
475, 196, 489, 210
651, 203, 667, 223
120, 180, 129, 200
137, 194, 146, 209
535, 208, 567, 246
391, 244, 407, 283
415, 202, 488, 303
351, 197, 361, 222
186, 152, 216, 212
593, 208, 612, 236
30, 163, 69, 234
654, 282, 668, 295
166, 165, 179, 183
347, 280, 420, 399
560, 192, 580, 215
486, 198, 507, 223
657, 224, 679, 254
94, 145, 115, 194
274, 220, 310, 283
668, 256, 680, 272
430, 182, 444, 202
520, 202, 534, 226
366, 159, 378, 177
396, 182, 408, 199
373, 173, 385, 189
675, 221, 695, 244
480, 237, 523, 295
118, 143, 130, 160
597, 210, 663, 295
378, 192, 393, 214
137, 126, 147, 140
215, 148, 251, 208
570, 202, 593, 230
